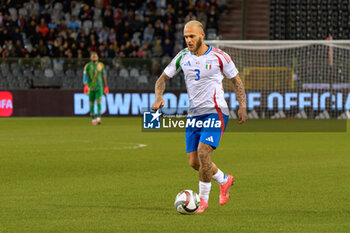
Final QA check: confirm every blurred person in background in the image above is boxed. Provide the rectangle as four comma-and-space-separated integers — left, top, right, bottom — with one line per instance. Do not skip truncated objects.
83, 51, 109, 125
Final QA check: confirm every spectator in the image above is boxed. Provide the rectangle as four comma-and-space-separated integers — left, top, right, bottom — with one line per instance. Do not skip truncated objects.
98, 44, 106, 57
132, 14, 143, 32
9, 44, 19, 57
89, 39, 97, 52
108, 28, 116, 43
46, 28, 57, 41
37, 39, 48, 56
30, 47, 39, 57
103, 9, 114, 28
31, 25, 41, 46
206, 16, 219, 32
143, 23, 154, 43
14, 40, 23, 56
77, 31, 87, 43
98, 27, 109, 43
11, 27, 23, 45
21, 45, 29, 57
1, 47, 10, 58
131, 41, 139, 54
77, 49, 83, 58
39, 18, 49, 38
185, 11, 197, 22
106, 43, 116, 58
78, 41, 86, 51
89, 29, 98, 42
207, 5, 219, 22
152, 39, 163, 57
57, 45, 66, 57
119, 21, 133, 44
141, 42, 152, 58
162, 38, 174, 57
26, 20, 37, 40
17, 14, 25, 31
47, 40, 55, 57
136, 47, 144, 58
48, 19, 57, 29
124, 41, 133, 57
79, 4, 93, 21
114, 7, 123, 26
163, 24, 174, 41
67, 16, 79, 31
4, 15, 16, 31
71, 43, 78, 57
154, 19, 164, 39
163, 4, 175, 23
58, 19, 67, 31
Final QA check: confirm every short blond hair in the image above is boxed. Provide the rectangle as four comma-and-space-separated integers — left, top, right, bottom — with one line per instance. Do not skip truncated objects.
184, 20, 204, 32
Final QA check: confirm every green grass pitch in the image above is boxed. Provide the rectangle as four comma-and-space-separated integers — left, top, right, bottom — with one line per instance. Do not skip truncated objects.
0, 117, 349, 233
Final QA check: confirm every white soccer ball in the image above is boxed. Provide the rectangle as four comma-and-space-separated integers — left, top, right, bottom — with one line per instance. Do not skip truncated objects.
174, 190, 200, 214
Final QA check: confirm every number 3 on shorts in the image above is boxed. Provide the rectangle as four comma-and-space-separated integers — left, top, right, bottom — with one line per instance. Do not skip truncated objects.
194, 69, 200, 81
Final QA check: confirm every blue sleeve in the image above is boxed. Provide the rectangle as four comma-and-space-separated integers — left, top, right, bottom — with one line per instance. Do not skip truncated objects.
83, 74, 88, 82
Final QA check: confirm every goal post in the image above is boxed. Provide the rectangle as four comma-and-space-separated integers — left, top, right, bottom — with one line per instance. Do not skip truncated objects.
206, 40, 350, 119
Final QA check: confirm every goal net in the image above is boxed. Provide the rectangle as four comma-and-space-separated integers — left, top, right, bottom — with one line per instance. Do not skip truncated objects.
207, 40, 350, 119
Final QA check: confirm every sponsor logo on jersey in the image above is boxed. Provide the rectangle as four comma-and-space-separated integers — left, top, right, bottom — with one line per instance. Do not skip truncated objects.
184, 61, 191, 66
205, 136, 214, 142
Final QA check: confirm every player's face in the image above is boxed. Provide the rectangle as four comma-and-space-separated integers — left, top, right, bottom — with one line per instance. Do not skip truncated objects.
90, 53, 98, 62
184, 25, 204, 53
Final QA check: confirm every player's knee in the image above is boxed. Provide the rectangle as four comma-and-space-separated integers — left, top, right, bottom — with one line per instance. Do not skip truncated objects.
188, 159, 199, 170
187, 152, 200, 170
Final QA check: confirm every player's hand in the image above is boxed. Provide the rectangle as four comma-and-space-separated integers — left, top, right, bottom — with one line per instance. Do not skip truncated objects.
238, 107, 247, 124
104, 86, 109, 94
152, 98, 165, 111
84, 85, 89, 94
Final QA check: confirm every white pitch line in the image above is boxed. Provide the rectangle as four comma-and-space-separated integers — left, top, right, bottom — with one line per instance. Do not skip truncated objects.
73, 143, 147, 151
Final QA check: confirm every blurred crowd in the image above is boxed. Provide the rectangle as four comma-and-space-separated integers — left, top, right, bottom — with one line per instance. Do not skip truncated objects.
0, 0, 226, 59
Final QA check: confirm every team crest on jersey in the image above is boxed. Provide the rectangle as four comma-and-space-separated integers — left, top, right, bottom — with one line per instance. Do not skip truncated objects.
205, 60, 212, 70
97, 63, 103, 72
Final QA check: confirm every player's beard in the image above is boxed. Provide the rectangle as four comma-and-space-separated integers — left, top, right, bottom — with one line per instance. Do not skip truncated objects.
191, 39, 202, 54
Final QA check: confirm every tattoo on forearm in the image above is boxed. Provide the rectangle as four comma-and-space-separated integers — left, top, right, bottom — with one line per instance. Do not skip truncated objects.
232, 77, 246, 107
155, 73, 170, 100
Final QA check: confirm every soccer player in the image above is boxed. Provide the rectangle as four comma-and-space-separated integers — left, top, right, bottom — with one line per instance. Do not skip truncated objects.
152, 20, 247, 213
83, 51, 109, 125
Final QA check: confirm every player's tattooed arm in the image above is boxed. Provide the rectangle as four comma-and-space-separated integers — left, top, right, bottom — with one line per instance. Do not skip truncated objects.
231, 74, 246, 107
152, 72, 170, 110
231, 74, 247, 124
155, 72, 170, 100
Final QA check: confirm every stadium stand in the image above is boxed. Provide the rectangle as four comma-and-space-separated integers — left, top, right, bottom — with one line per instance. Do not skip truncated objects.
0, 0, 222, 90
270, 0, 350, 40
